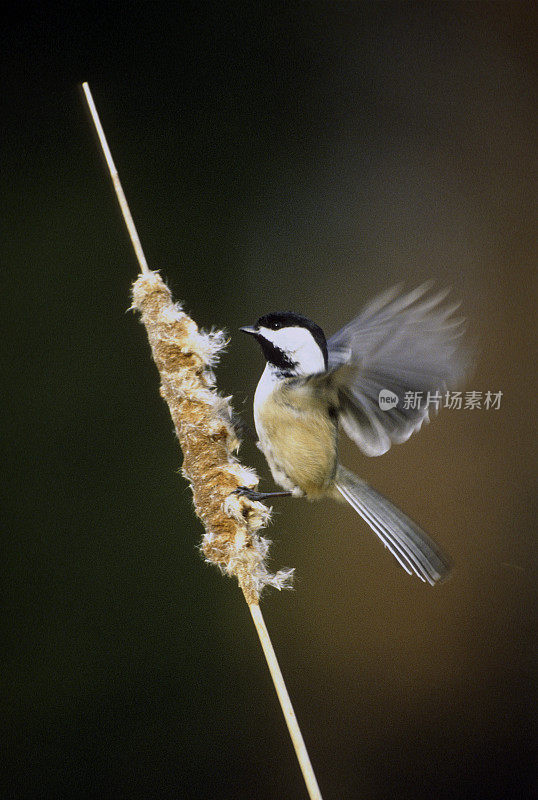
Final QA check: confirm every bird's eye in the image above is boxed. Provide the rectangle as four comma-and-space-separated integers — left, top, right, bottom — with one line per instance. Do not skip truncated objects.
269, 320, 280, 330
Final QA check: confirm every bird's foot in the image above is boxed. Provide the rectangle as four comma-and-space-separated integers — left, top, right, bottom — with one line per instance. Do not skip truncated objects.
234, 487, 293, 502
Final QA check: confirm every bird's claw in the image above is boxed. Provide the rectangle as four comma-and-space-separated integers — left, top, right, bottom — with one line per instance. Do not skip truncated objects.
233, 486, 266, 501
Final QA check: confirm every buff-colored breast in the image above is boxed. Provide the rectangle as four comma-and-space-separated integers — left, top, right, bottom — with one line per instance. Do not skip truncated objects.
256, 381, 338, 499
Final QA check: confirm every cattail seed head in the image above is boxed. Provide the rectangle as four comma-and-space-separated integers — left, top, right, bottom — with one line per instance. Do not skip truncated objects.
131, 270, 294, 603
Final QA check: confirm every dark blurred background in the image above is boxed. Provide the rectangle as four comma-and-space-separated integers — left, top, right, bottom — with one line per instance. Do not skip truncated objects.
2, 3, 536, 799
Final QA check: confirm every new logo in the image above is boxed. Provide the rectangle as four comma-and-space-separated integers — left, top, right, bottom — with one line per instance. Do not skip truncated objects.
378, 389, 399, 410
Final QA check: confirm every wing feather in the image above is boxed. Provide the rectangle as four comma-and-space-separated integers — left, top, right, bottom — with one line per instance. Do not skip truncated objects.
327, 284, 471, 456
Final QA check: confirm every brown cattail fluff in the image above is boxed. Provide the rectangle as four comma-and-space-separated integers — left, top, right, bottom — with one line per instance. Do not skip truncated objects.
131, 270, 294, 604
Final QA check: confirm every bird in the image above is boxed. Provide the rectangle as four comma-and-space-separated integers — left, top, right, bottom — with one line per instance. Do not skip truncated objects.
237, 283, 469, 585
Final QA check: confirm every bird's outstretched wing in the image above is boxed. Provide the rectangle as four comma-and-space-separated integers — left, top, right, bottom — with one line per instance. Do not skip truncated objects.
327, 283, 470, 456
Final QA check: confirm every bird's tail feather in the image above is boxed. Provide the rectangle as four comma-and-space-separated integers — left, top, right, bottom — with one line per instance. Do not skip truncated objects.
335, 465, 450, 585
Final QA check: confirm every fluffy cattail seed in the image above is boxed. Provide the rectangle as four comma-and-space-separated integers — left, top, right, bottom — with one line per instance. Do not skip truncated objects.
131, 270, 294, 604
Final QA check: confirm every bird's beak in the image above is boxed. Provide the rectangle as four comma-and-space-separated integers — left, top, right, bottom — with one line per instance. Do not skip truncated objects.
239, 326, 258, 336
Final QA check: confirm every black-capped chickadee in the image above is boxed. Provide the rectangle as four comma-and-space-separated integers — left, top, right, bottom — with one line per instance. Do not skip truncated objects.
238, 284, 469, 585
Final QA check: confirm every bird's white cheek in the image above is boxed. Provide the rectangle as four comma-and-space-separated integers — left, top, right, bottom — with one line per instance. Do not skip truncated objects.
262, 327, 326, 374
293, 343, 325, 374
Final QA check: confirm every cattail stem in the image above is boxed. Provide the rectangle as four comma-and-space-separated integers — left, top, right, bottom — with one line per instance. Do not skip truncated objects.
82, 82, 323, 800
249, 603, 323, 800
82, 82, 150, 275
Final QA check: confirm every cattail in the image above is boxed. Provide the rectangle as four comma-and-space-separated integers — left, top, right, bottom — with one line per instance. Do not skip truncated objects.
131, 270, 294, 604
82, 83, 323, 800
